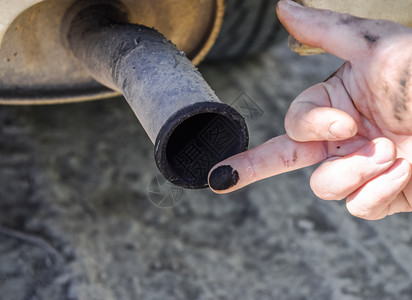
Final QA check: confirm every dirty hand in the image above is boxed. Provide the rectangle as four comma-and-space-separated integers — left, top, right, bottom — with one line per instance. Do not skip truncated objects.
207, 0, 412, 220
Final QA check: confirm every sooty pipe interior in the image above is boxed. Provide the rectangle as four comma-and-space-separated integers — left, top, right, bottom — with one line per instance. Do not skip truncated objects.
165, 112, 245, 188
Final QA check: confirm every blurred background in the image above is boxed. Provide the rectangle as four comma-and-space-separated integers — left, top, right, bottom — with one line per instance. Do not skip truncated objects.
2, 3, 412, 300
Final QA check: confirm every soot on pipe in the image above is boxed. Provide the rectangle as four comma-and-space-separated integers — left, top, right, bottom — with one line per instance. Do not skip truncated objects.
64, 0, 249, 189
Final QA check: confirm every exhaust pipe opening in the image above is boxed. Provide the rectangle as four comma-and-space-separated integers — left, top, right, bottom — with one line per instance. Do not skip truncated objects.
156, 102, 248, 189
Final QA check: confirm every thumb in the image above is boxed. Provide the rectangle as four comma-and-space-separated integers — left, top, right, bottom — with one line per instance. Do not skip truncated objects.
276, 0, 394, 61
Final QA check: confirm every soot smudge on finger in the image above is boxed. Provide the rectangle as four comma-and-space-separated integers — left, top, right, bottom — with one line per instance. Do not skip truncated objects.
393, 61, 411, 121
209, 165, 239, 191
362, 32, 380, 47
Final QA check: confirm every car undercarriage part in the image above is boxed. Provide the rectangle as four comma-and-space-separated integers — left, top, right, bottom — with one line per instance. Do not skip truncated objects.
0, 0, 224, 104
63, 0, 251, 189
206, 0, 284, 60
0, 0, 253, 189
290, 0, 412, 55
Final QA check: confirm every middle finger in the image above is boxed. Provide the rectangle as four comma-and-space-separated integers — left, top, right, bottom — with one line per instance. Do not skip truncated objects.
310, 138, 396, 200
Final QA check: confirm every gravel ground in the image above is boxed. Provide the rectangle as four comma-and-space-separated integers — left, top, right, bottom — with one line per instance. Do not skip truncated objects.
1, 40, 412, 300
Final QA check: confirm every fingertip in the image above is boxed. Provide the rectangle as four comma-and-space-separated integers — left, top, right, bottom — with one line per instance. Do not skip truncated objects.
346, 201, 382, 220
370, 137, 397, 165
208, 164, 240, 194
286, 104, 358, 142
387, 159, 411, 181
345, 157, 410, 220
309, 157, 345, 201
276, 0, 302, 11
276, 0, 303, 25
328, 119, 357, 140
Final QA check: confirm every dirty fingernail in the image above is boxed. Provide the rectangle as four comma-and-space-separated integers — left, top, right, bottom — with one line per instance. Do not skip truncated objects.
329, 120, 355, 138
209, 165, 239, 191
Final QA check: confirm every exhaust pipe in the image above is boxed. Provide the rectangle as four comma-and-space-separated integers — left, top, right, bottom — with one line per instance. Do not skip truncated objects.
63, 0, 249, 189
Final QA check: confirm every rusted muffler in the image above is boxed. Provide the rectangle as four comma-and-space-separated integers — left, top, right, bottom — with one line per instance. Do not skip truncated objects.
0, 0, 224, 103
62, 1, 248, 189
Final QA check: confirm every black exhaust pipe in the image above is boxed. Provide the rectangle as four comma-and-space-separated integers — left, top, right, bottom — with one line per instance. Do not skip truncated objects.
64, 0, 249, 189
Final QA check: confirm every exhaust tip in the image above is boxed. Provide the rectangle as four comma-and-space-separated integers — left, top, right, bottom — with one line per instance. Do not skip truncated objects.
155, 102, 249, 189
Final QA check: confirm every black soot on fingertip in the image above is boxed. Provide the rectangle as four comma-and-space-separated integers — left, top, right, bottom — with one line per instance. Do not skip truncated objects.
209, 165, 239, 191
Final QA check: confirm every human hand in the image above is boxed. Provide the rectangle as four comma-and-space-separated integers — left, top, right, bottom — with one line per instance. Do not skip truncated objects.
207, 0, 412, 220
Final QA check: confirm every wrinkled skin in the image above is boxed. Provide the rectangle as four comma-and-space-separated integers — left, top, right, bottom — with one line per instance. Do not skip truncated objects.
208, 0, 412, 220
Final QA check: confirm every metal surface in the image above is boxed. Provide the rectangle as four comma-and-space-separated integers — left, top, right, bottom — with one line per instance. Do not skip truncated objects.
290, 0, 412, 55
66, 0, 248, 188
0, 0, 224, 104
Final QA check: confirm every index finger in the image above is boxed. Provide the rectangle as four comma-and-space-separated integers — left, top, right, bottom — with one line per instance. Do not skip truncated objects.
207, 134, 326, 193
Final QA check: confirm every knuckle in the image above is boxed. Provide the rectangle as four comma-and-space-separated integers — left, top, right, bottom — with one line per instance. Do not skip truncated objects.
347, 203, 374, 220
310, 175, 344, 200
353, 170, 370, 187
375, 193, 393, 207
373, 138, 396, 162
346, 194, 386, 220
285, 110, 299, 139
310, 160, 348, 200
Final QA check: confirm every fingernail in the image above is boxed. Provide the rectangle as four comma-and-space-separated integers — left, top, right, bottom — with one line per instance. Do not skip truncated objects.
209, 165, 239, 191
370, 140, 394, 165
329, 121, 355, 138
